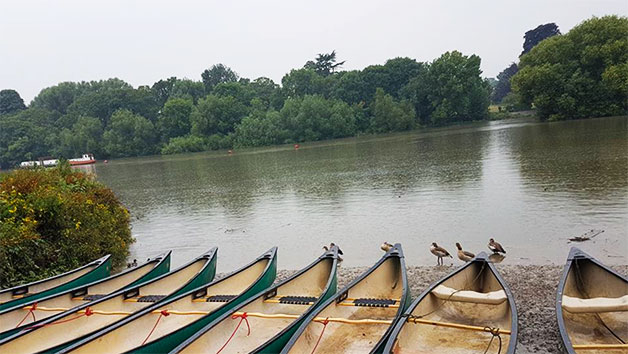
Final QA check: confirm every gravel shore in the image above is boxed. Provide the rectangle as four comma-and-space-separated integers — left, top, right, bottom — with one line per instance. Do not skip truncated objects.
274, 264, 628, 354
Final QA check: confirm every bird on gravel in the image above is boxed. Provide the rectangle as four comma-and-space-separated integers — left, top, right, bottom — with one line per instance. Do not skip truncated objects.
456, 242, 475, 262
430, 242, 452, 265
488, 238, 506, 254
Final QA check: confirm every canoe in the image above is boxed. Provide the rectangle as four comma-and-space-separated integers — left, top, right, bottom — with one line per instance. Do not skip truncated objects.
383, 251, 517, 354
0, 252, 171, 340
556, 247, 628, 353
0, 255, 112, 311
282, 243, 410, 354
171, 245, 340, 354
59, 247, 278, 354
0, 248, 218, 354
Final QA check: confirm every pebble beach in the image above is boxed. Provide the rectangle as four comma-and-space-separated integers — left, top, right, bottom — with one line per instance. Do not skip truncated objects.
273, 263, 628, 354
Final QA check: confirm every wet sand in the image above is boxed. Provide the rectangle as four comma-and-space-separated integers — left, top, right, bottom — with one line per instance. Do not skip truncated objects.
275, 264, 628, 353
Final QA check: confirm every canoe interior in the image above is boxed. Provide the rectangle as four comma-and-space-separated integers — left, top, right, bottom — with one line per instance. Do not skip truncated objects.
560, 255, 628, 354
0, 251, 215, 354
0, 255, 112, 311
179, 255, 336, 354
0, 253, 169, 339
63, 248, 276, 354
287, 255, 406, 354
390, 260, 513, 354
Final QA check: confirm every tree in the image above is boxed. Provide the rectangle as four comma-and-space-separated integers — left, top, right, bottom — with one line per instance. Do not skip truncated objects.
0, 90, 26, 115
0, 108, 58, 167
522, 23, 561, 56
512, 15, 628, 120
492, 63, 519, 103
281, 69, 328, 98
201, 64, 239, 93
370, 88, 416, 132
151, 77, 178, 107
190, 95, 248, 136
303, 51, 345, 76
31, 82, 85, 114
103, 110, 157, 157
157, 98, 194, 141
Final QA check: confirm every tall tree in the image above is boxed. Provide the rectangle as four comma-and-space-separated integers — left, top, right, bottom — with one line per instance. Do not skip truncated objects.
102, 110, 157, 157
201, 64, 239, 93
303, 51, 345, 76
492, 63, 519, 103
0, 89, 26, 115
521, 23, 561, 56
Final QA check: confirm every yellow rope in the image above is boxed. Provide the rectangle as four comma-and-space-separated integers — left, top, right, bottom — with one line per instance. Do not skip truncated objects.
407, 317, 512, 335
572, 344, 628, 350
23, 306, 70, 312
230, 312, 393, 325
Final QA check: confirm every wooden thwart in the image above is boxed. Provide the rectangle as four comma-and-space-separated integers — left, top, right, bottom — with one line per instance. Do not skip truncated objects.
406, 317, 512, 335
572, 343, 628, 350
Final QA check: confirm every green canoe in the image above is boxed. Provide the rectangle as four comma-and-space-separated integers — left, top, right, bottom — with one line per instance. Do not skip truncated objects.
171, 245, 340, 354
58, 247, 278, 354
0, 255, 112, 311
0, 248, 218, 354
0, 251, 171, 340
282, 243, 410, 354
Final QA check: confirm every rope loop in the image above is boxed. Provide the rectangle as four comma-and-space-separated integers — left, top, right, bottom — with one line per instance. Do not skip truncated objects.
216, 312, 252, 354
482, 326, 502, 354
84, 307, 94, 316
310, 317, 330, 354
160, 309, 170, 317
15, 302, 38, 328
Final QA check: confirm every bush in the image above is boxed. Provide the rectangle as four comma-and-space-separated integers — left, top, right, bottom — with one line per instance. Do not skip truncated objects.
0, 163, 134, 287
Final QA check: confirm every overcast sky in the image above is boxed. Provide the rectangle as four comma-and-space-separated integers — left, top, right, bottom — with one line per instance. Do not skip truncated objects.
1, 0, 626, 103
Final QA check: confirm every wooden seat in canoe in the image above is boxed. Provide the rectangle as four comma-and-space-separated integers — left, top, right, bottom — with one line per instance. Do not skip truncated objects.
561, 294, 628, 313
431, 284, 508, 305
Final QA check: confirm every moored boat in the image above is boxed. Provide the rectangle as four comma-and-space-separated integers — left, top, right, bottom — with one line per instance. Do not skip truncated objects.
69, 153, 96, 165
0, 248, 218, 354
0, 252, 171, 340
556, 247, 628, 353
281, 243, 410, 354
171, 245, 339, 354
383, 251, 517, 354
0, 255, 112, 311
58, 247, 278, 354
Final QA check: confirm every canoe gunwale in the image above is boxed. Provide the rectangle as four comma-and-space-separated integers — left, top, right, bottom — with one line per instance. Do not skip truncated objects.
383, 251, 518, 354
0, 248, 218, 347
556, 247, 628, 354
0, 252, 170, 318
0, 255, 111, 298
173, 246, 340, 354
57, 247, 277, 354
281, 243, 409, 354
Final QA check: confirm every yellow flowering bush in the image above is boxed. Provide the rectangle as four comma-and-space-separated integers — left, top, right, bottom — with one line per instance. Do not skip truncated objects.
0, 163, 134, 287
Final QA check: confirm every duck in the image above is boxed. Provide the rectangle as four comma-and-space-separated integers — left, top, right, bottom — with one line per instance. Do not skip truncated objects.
380, 242, 394, 252
488, 238, 506, 254
323, 243, 343, 262
455, 242, 475, 262
430, 242, 452, 265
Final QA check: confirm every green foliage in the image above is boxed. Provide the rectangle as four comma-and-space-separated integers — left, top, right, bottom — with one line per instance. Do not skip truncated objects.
103, 110, 157, 157
370, 88, 416, 132
0, 109, 59, 168
0, 89, 26, 115
161, 135, 207, 154
191, 95, 248, 136
522, 23, 561, 56
201, 64, 239, 93
512, 15, 628, 121
158, 98, 194, 141
0, 164, 133, 287
492, 63, 519, 103
57, 116, 104, 158
282, 69, 328, 97
303, 51, 345, 76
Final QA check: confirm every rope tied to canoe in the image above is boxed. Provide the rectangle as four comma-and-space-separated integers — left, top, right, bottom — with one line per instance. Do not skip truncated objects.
216, 312, 250, 354
141, 310, 170, 346
15, 302, 37, 328
310, 317, 329, 354
482, 326, 502, 354
23, 307, 94, 331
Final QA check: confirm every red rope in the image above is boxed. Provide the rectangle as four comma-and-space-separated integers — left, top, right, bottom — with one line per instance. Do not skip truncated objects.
216, 312, 250, 354
23, 307, 94, 331
15, 302, 37, 328
141, 310, 169, 346
310, 317, 329, 354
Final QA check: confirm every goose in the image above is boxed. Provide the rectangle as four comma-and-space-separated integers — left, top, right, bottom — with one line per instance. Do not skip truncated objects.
488, 238, 506, 254
324, 243, 343, 262
381, 241, 394, 252
430, 242, 452, 265
455, 242, 475, 262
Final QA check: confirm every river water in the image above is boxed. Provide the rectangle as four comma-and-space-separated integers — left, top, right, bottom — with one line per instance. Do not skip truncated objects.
91, 116, 628, 271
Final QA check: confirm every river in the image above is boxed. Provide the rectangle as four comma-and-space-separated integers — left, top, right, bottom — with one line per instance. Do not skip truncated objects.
90, 116, 628, 271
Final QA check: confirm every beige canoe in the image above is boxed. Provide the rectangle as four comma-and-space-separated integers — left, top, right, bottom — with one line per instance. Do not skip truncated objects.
557, 247, 628, 354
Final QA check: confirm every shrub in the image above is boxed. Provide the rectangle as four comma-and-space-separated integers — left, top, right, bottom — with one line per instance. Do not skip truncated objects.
0, 163, 134, 287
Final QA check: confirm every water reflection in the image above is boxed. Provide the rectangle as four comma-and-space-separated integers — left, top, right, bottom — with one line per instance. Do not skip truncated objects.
93, 117, 628, 270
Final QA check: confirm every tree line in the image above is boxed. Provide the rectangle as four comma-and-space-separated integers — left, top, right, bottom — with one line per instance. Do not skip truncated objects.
0, 50, 490, 167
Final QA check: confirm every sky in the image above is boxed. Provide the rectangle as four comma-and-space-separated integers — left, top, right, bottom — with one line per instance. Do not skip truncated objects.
1, 0, 626, 103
